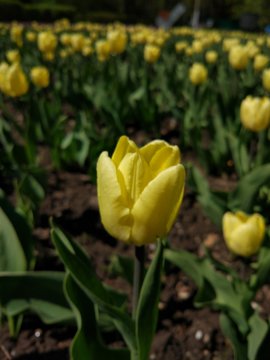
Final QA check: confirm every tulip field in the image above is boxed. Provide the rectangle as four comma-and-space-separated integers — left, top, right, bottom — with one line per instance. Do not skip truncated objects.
1, 19, 270, 359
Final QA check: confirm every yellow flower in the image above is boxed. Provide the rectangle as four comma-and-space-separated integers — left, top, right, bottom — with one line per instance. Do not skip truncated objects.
189, 63, 208, 85
175, 41, 188, 53
107, 29, 127, 54
10, 23, 23, 47
26, 31, 36, 42
262, 68, 270, 91
6, 49, 20, 63
95, 40, 111, 62
70, 33, 85, 52
240, 96, 270, 132
144, 44, 160, 63
38, 31, 57, 53
97, 135, 185, 246
30, 66, 50, 88
205, 50, 218, 64
228, 45, 249, 70
0, 63, 29, 97
223, 211, 265, 257
254, 54, 268, 71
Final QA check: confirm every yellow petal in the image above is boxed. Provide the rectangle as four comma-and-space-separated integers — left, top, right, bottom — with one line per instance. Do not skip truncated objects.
226, 223, 263, 257
247, 214, 265, 242
118, 152, 151, 206
130, 164, 185, 245
112, 135, 137, 166
97, 152, 132, 242
222, 212, 243, 239
148, 146, 181, 176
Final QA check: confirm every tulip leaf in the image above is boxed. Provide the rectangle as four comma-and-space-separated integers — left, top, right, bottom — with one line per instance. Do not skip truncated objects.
187, 165, 226, 228
136, 240, 164, 360
164, 248, 251, 335
247, 312, 269, 360
0, 192, 34, 268
0, 271, 73, 324
219, 313, 247, 360
228, 164, 270, 213
250, 242, 270, 291
50, 222, 136, 352
109, 254, 134, 285
65, 273, 130, 360
0, 207, 26, 271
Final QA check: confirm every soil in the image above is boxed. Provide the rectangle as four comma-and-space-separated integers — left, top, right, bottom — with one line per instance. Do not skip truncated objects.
1, 131, 269, 360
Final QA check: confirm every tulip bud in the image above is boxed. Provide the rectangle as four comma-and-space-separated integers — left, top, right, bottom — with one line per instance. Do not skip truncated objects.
223, 211, 265, 257
95, 40, 111, 62
205, 50, 218, 64
6, 49, 20, 64
38, 31, 57, 53
228, 45, 249, 70
97, 136, 185, 246
30, 66, 50, 88
107, 29, 127, 54
262, 68, 270, 91
254, 54, 268, 71
144, 44, 161, 63
240, 96, 270, 132
189, 62, 208, 85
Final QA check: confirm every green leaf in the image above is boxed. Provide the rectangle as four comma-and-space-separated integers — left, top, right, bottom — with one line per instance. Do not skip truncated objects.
247, 312, 268, 360
109, 254, 134, 285
0, 271, 73, 324
0, 192, 34, 268
228, 164, 270, 212
50, 222, 136, 352
250, 244, 270, 290
136, 240, 164, 360
0, 208, 26, 271
164, 249, 251, 335
65, 273, 130, 360
187, 165, 226, 228
220, 313, 247, 360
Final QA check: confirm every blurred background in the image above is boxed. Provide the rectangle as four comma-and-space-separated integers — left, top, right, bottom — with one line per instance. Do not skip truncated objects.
1, 0, 270, 32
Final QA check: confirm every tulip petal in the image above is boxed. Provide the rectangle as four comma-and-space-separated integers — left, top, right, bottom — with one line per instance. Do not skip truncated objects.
118, 152, 151, 206
227, 224, 262, 257
97, 152, 132, 243
247, 214, 265, 242
112, 135, 137, 166
149, 146, 181, 176
130, 164, 185, 245
222, 212, 243, 239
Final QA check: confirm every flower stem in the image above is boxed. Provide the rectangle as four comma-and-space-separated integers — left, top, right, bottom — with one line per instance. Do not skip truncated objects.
132, 245, 145, 319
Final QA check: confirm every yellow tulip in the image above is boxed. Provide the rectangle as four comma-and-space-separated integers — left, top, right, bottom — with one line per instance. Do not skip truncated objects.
228, 45, 249, 70
97, 136, 185, 246
30, 66, 50, 88
223, 211, 265, 257
253, 54, 268, 71
38, 31, 57, 53
95, 40, 111, 62
0, 63, 28, 97
240, 96, 270, 132
175, 41, 188, 53
205, 50, 218, 64
262, 68, 270, 91
144, 44, 160, 64
189, 63, 208, 85
107, 29, 127, 54
6, 49, 20, 63
26, 31, 36, 42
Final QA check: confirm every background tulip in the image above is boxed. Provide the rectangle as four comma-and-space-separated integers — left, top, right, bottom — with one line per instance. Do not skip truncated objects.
97, 135, 185, 246
240, 96, 270, 132
222, 211, 265, 257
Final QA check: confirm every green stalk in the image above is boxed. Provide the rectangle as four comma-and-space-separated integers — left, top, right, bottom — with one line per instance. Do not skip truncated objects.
132, 245, 145, 319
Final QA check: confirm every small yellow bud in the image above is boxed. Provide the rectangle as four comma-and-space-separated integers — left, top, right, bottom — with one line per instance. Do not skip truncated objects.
240, 96, 270, 132
30, 66, 50, 88
189, 63, 208, 85
223, 211, 265, 257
